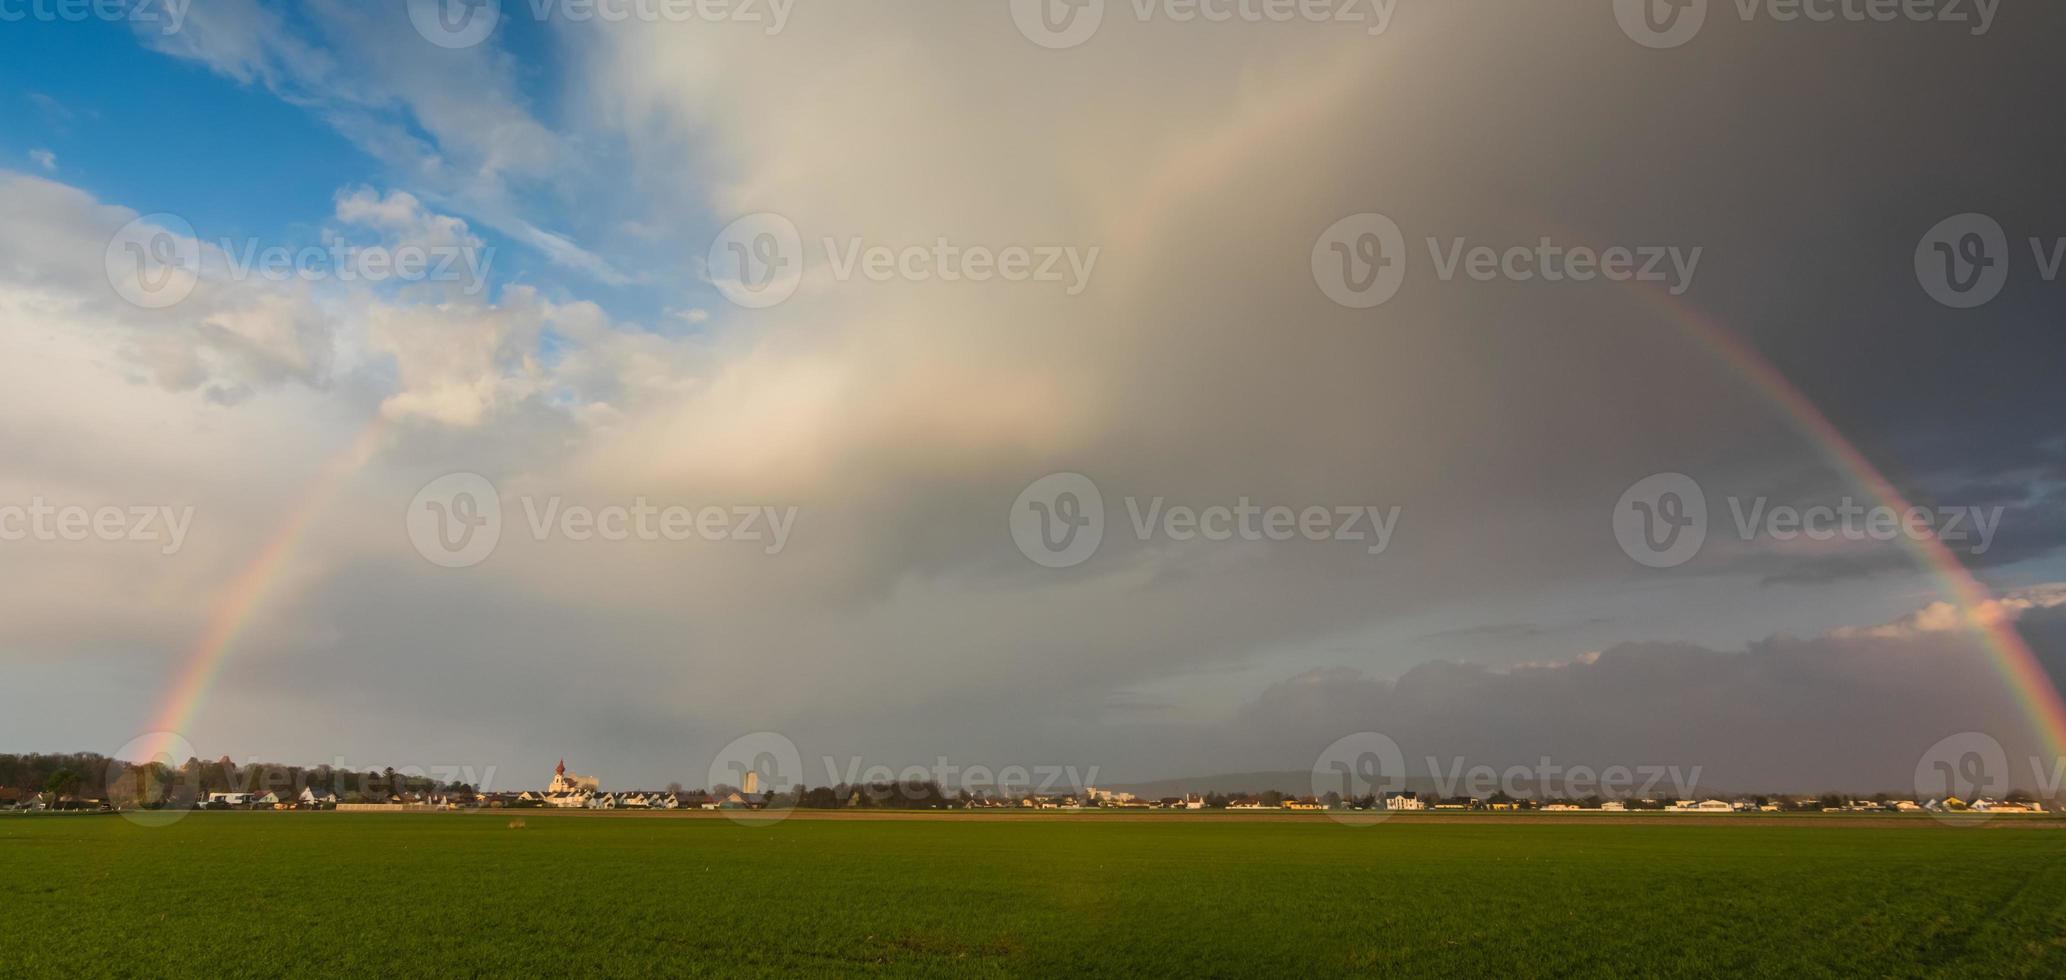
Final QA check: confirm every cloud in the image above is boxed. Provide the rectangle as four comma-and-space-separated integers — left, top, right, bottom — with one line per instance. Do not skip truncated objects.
0, 172, 332, 393
7, 5, 2064, 790
130, 0, 628, 284
27, 149, 56, 171
334, 186, 479, 253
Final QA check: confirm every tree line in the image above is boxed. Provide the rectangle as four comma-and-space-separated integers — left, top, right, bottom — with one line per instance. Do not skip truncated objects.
0, 753, 473, 807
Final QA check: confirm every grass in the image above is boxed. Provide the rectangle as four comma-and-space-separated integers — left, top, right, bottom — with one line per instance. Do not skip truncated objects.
5, 811, 2065, 977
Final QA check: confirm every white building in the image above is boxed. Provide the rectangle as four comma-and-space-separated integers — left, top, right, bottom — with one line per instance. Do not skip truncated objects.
545, 759, 599, 808
1384, 792, 1425, 811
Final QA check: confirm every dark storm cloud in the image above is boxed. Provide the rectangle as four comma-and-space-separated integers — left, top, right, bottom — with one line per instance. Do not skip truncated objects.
1217, 590, 2066, 795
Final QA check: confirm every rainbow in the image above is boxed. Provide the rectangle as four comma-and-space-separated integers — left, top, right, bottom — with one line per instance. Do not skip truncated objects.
128, 291, 2066, 769
138, 417, 390, 763
1629, 286, 2066, 762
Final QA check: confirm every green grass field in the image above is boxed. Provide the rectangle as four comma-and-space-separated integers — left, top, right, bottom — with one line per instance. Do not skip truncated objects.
6, 812, 2065, 977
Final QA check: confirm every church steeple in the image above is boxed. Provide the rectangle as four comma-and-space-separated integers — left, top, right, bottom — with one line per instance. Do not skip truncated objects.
556, 758, 566, 776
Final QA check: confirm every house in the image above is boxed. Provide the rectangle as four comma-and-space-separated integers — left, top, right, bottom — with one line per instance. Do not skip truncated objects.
1543, 803, 1581, 812
1974, 799, 2044, 814
205, 791, 260, 809
1284, 797, 1325, 811
1599, 800, 1626, 811
1384, 792, 1425, 811
297, 788, 337, 809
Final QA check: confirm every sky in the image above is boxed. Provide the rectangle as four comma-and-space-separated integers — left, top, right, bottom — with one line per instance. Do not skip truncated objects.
2, 0, 2065, 797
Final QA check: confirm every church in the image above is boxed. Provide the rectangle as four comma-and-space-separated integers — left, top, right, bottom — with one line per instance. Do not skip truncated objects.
545, 759, 599, 808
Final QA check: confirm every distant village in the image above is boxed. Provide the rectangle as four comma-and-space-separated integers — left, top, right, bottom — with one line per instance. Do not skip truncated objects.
2, 754, 2049, 816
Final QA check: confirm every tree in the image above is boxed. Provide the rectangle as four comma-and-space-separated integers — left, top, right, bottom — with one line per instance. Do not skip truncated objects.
42, 768, 82, 806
